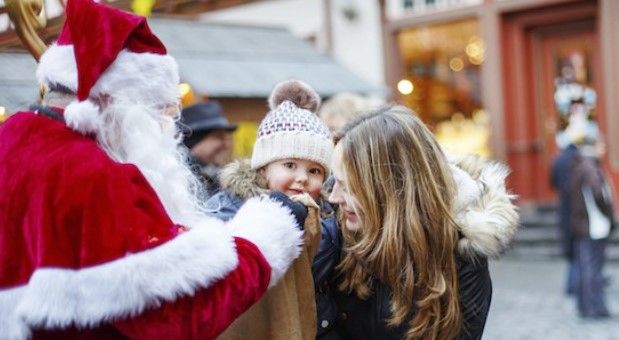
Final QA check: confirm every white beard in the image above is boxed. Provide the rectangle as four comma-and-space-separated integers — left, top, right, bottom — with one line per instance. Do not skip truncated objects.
95, 99, 207, 226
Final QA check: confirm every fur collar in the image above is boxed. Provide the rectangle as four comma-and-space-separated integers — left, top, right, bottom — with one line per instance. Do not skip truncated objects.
219, 159, 269, 200
449, 155, 519, 258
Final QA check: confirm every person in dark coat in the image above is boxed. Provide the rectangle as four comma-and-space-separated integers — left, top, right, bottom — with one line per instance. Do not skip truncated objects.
569, 136, 615, 318
327, 107, 519, 340
551, 143, 579, 294
179, 101, 237, 196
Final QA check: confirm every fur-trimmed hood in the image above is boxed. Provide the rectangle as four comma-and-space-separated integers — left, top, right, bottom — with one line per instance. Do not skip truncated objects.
449, 155, 519, 258
219, 159, 269, 200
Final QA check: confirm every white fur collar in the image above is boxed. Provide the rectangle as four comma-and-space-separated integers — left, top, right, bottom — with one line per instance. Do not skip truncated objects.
449, 155, 519, 258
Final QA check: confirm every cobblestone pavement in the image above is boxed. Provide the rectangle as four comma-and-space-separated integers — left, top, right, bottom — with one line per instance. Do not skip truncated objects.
483, 257, 619, 340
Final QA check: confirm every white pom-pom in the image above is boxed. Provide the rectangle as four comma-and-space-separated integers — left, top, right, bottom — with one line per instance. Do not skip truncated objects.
64, 100, 103, 135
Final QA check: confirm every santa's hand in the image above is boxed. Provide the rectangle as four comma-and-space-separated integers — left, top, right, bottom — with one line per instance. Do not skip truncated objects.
268, 191, 308, 229
289, 193, 322, 257
228, 195, 304, 287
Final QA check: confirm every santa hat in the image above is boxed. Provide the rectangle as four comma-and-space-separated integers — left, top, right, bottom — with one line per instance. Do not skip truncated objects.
36, 0, 179, 134
251, 80, 333, 172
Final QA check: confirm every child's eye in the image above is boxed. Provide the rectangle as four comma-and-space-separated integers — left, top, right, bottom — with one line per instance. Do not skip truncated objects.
283, 162, 295, 169
309, 168, 323, 176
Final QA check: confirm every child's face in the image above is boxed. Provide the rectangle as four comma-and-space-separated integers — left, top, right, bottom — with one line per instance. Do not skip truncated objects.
262, 158, 326, 200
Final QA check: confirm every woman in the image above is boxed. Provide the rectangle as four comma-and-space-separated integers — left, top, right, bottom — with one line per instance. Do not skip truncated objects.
328, 107, 518, 339
569, 136, 614, 318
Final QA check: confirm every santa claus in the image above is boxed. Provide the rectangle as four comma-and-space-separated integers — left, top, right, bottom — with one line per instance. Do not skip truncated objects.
0, 0, 306, 338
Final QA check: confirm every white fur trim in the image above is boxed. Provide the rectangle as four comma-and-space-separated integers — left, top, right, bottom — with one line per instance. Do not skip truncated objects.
0, 287, 29, 340
1, 218, 238, 332
36, 44, 179, 106
450, 164, 482, 214
64, 100, 103, 134
455, 161, 519, 258
228, 196, 304, 287
36, 44, 78, 93
92, 50, 179, 105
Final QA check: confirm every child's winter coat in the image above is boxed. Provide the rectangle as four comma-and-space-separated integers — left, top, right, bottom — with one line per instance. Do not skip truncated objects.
207, 159, 339, 339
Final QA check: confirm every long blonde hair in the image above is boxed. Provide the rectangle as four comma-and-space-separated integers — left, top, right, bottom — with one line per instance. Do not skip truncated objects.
334, 106, 461, 339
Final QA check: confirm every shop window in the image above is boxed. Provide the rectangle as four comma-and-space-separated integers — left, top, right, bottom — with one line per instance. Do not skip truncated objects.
396, 19, 490, 157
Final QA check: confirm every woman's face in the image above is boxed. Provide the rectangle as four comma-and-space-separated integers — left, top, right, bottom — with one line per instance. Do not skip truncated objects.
328, 144, 362, 231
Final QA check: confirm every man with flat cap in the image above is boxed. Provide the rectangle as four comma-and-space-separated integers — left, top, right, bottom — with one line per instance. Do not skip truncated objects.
180, 101, 237, 195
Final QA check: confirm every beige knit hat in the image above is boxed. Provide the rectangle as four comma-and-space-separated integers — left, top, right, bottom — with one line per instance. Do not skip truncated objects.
251, 80, 333, 172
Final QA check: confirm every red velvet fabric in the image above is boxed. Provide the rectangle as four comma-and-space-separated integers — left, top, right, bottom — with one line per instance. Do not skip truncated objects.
0, 111, 271, 338
57, 0, 167, 100
0, 112, 175, 287
30, 238, 270, 340
113, 238, 270, 339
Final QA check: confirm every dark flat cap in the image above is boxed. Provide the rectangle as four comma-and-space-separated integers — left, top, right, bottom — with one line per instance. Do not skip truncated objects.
179, 101, 237, 149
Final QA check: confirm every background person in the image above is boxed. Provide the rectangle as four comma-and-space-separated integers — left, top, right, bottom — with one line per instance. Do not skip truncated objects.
551, 140, 579, 295
318, 92, 371, 136
328, 106, 518, 340
550, 97, 593, 296
179, 101, 237, 196
569, 133, 615, 318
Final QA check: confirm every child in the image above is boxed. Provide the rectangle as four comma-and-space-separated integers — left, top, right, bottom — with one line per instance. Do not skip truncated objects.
207, 80, 340, 339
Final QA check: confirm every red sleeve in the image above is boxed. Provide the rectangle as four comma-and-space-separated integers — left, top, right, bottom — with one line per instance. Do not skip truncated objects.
112, 237, 271, 339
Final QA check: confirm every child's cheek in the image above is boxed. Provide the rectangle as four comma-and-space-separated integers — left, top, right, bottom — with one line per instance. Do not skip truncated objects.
308, 186, 322, 200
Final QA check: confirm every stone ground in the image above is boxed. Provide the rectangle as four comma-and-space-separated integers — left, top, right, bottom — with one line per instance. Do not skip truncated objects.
483, 256, 619, 339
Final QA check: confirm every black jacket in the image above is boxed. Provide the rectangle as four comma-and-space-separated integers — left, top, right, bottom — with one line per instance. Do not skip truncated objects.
333, 254, 491, 340
550, 144, 578, 258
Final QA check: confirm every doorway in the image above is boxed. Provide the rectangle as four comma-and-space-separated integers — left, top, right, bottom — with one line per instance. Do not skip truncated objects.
502, 1, 601, 204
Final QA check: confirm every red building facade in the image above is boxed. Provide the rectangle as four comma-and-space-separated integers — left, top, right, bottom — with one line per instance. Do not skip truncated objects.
382, 0, 619, 206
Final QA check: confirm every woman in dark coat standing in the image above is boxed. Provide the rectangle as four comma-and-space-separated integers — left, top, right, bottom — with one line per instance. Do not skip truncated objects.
569, 136, 615, 318
327, 107, 519, 339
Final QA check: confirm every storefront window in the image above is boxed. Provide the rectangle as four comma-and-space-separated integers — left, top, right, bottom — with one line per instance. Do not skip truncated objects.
396, 19, 490, 157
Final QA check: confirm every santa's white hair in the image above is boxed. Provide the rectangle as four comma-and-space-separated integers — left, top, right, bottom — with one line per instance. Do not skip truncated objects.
96, 97, 208, 225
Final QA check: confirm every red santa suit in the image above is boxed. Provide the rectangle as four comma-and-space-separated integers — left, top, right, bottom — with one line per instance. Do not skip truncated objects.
0, 0, 303, 338
0, 109, 304, 339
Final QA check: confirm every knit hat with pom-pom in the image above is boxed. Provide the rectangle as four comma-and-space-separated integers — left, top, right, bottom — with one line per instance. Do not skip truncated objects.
251, 80, 333, 172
